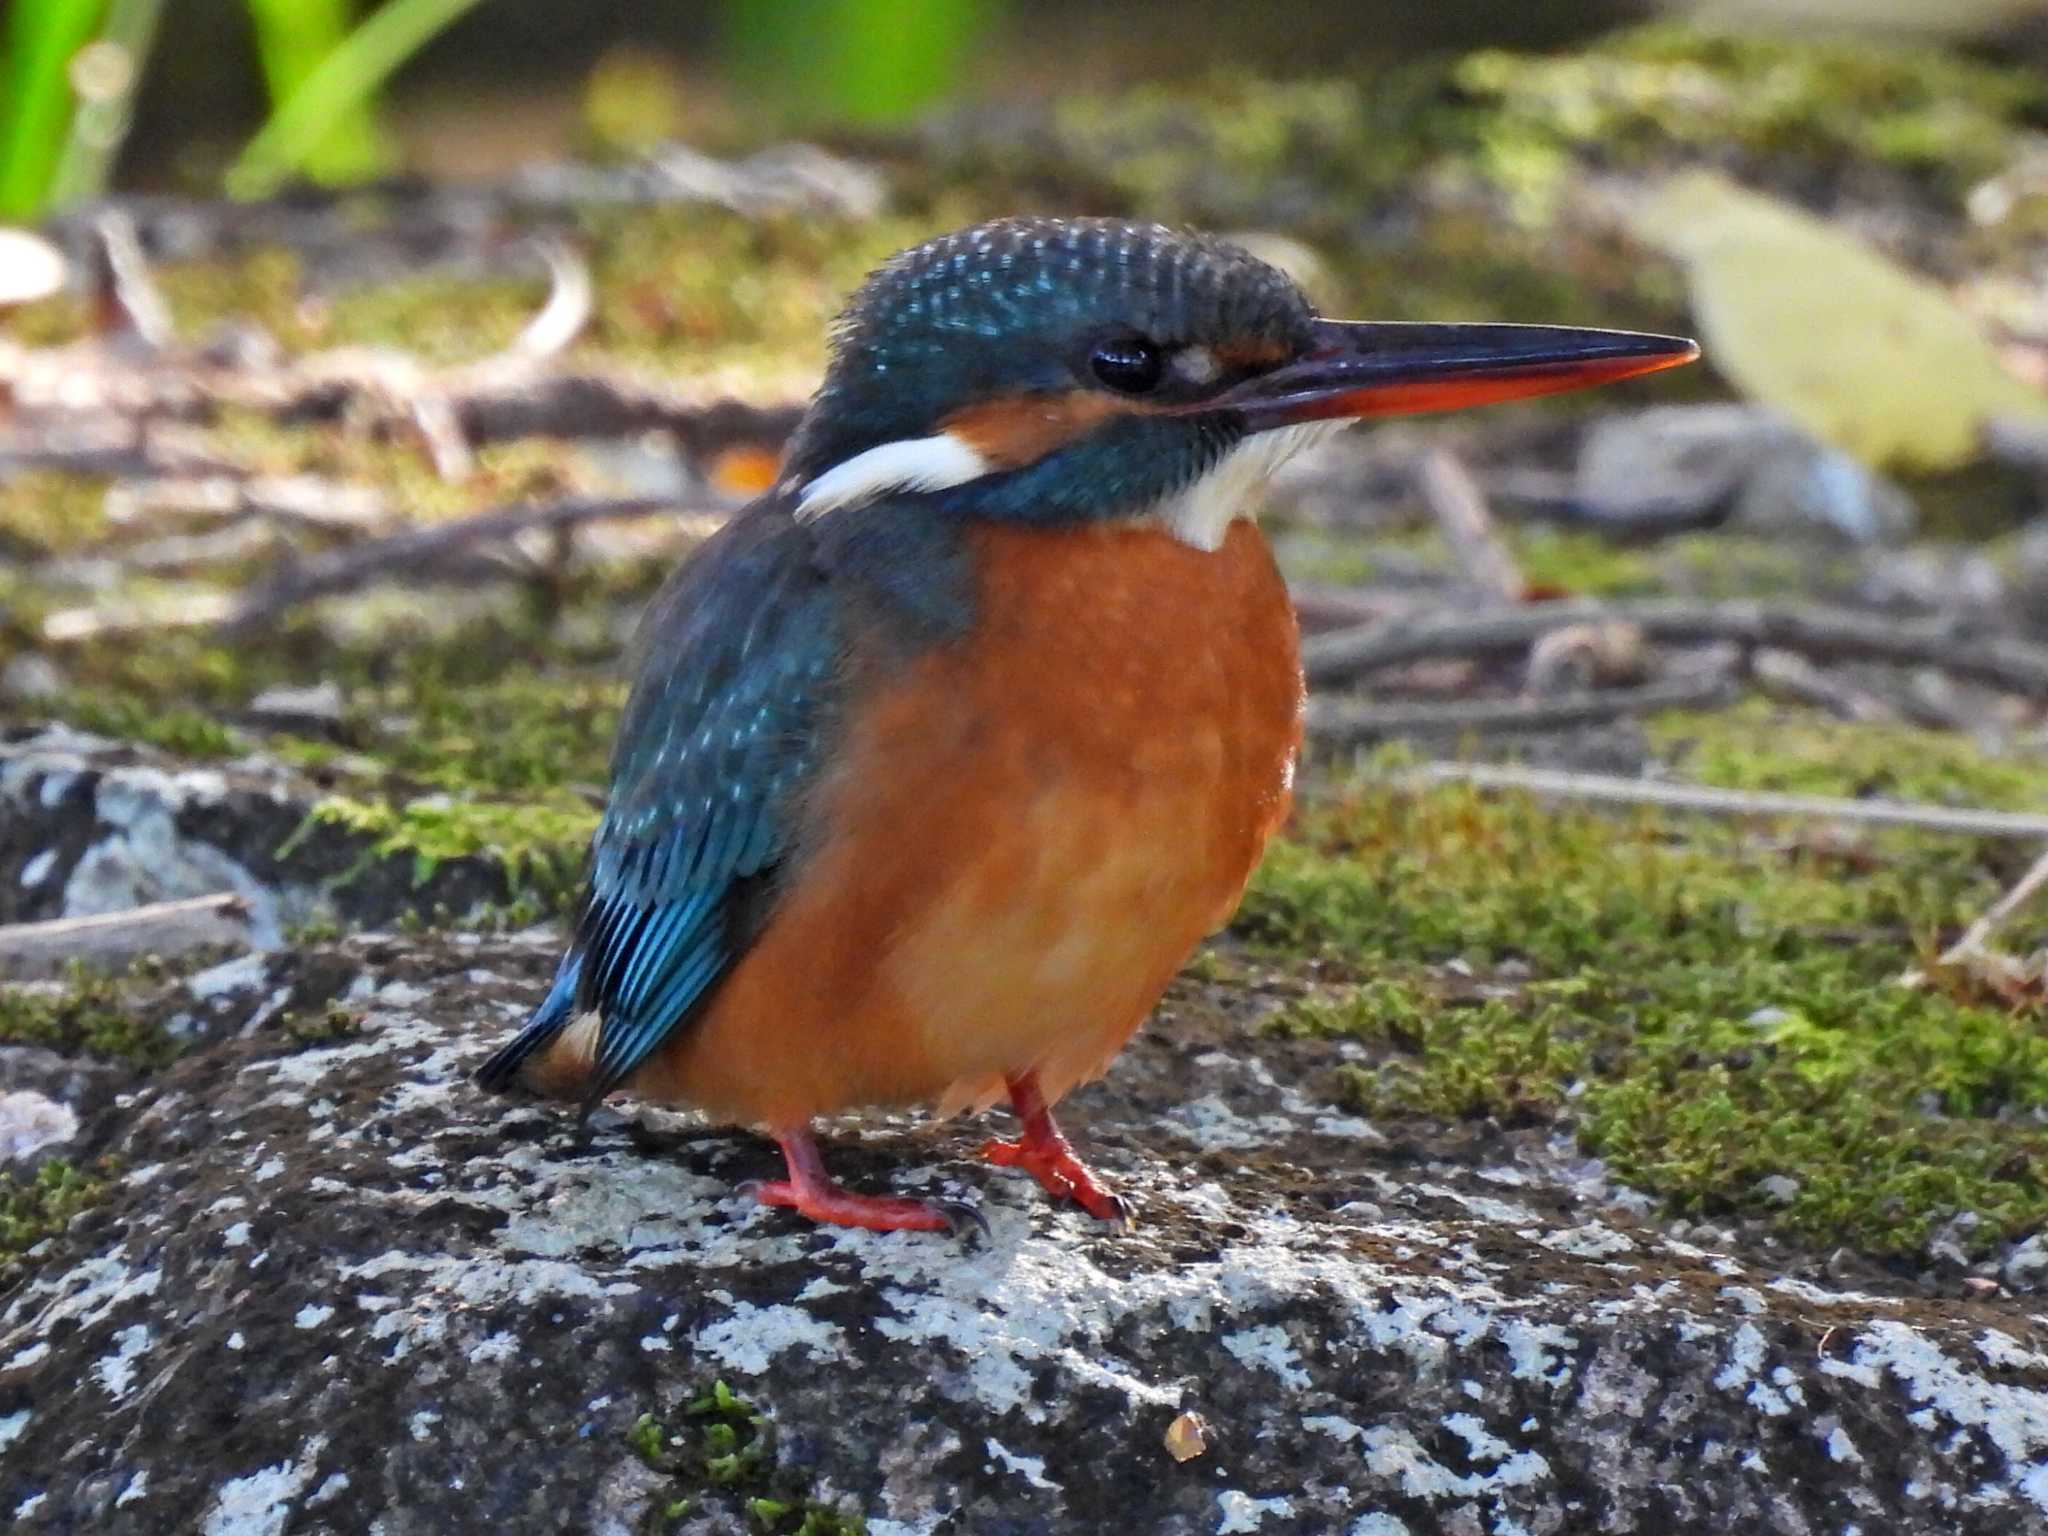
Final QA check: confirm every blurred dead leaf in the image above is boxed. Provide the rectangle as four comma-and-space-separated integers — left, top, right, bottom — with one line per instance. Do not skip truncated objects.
1632, 171, 2048, 471
1163, 1410, 1210, 1462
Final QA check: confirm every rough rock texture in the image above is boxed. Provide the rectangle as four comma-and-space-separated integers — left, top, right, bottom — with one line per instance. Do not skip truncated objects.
5, 930, 2048, 1534
0, 726, 511, 939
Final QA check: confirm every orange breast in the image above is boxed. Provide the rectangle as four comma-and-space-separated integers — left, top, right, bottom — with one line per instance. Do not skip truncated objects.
630, 517, 1304, 1127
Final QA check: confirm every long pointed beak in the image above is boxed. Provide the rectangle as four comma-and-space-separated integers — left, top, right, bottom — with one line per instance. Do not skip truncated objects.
1211, 319, 1699, 429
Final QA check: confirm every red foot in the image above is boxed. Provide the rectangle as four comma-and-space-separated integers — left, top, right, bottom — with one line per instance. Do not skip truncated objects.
980, 1072, 1131, 1225
747, 1128, 982, 1236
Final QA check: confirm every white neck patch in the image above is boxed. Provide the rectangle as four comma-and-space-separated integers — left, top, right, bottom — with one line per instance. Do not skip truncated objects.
792, 416, 1345, 545
1154, 420, 1346, 551
794, 432, 990, 520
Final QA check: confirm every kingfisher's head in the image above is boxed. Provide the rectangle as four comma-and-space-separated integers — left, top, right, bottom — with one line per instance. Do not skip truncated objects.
781, 218, 1695, 547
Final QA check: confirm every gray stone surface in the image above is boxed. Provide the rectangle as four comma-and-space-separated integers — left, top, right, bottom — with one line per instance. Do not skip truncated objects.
0, 726, 512, 940
3, 928, 2048, 1534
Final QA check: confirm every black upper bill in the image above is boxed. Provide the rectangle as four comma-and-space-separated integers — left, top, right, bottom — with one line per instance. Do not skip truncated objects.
1212, 319, 1700, 429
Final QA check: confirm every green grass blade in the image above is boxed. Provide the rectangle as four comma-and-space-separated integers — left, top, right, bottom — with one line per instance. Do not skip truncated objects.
0, 0, 109, 218
724, 0, 998, 126
229, 0, 487, 198
47, 0, 168, 210
243, 0, 390, 187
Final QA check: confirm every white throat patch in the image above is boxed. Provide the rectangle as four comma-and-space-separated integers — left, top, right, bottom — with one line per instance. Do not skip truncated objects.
794, 433, 989, 520
791, 417, 1345, 544
1154, 420, 1346, 551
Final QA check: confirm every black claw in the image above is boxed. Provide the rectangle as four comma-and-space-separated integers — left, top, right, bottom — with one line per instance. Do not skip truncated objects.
938, 1200, 991, 1244
1103, 1193, 1137, 1231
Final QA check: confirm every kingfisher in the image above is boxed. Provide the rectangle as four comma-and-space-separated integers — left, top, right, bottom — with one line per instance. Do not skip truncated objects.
475, 217, 1695, 1234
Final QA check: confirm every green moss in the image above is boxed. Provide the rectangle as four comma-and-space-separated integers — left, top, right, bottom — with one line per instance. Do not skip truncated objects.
630, 1381, 864, 1536
1650, 700, 2048, 810
360, 667, 623, 795
51, 690, 242, 758
1452, 24, 2046, 214
1659, 534, 1847, 601
282, 1000, 366, 1045
1242, 765, 2048, 1257
1, 1158, 112, 1282
1508, 527, 1660, 597
293, 791, 598, 906
0, 471, 112, 557
0, 970, 179, 1068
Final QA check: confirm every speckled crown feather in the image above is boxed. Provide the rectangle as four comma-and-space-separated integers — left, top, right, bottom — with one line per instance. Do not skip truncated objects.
782, 218, 1316, 483
835, 217, 1312, 360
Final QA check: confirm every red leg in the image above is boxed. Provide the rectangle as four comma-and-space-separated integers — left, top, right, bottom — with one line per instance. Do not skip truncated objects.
979, 1072, 1131, 1225
746, 1126, 982, 1236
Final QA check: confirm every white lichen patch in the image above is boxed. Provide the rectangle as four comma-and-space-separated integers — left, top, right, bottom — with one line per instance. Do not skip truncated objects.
1216, 1489, 1295, 1532
985, 1437, 1059, 1492
56, 764, 287, 944
1222, 1323, 1313, 1389
1823, 1322, 2048, 1513
1337, 1419, 1552, 1503
691, 1302, 848, 1375
0, 1090, 77, 1162
188, 953, 271, 1002
200, 1435, 326, 1536
93, 1323, 153, 1397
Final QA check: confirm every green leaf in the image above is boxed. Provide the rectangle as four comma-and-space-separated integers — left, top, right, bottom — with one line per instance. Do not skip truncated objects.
230, 0, 488, 198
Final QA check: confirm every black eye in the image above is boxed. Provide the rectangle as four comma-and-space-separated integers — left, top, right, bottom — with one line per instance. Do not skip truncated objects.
1090, 336, 1164, 394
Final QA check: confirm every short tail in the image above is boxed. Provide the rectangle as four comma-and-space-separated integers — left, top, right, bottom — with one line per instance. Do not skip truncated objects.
475, 950, 584, 1093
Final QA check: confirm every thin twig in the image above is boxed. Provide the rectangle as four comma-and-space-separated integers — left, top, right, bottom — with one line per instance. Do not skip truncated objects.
1938, 845, 2048, 960
214, 494, 705, 631
410, 391, 475, 482
1418, 448, 1524, 603
1486, 466, 1736, 538
0, 892, 249, 979
508, 236, 594, 362
1287, 584, 1416, 634
93, 209, 173, 350
1398, 761, 2048, 841
1303, 598, 2048, 700
1750, 647, 1899, 723
1308, 676, 1735, 744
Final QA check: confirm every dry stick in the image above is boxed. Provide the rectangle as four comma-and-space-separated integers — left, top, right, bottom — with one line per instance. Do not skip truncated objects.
0, 892, 249, 980
507, 236, 594, 362
93, 209, 174, 350
1399, 761, 2048, 841
1308, 676, 1735, 744
1302, 598, 2048, 700
409, 238, 596, 484
1288, 584, 1416, 634
215, 493, 705, 631
1418, 447, 1524, 603
1750, 647, 1899, 723
1937, 844, 2048, 961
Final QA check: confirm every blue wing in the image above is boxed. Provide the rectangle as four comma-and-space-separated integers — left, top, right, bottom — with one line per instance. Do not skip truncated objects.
475, 502, 840, 1105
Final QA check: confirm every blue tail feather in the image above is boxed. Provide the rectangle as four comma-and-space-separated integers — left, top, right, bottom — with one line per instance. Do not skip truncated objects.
474, 949, 584, 1093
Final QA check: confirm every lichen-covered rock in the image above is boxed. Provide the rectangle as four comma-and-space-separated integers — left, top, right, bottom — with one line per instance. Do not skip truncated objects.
0, 726, 513, 940
4, 930, 2048, 1534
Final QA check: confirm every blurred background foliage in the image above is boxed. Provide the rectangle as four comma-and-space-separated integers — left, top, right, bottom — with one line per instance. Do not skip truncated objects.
0, 0, 2041, 216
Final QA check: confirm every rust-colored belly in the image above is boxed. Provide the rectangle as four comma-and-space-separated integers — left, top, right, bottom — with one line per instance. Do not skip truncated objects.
631, 517, 1304, 1126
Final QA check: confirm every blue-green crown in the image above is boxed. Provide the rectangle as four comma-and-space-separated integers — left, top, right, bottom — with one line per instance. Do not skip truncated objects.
782, 217, 1316, 503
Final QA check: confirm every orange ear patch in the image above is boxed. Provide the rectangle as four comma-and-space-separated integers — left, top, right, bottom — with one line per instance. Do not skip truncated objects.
1213, 337, 1292, 370
940, 390, 1128, 469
